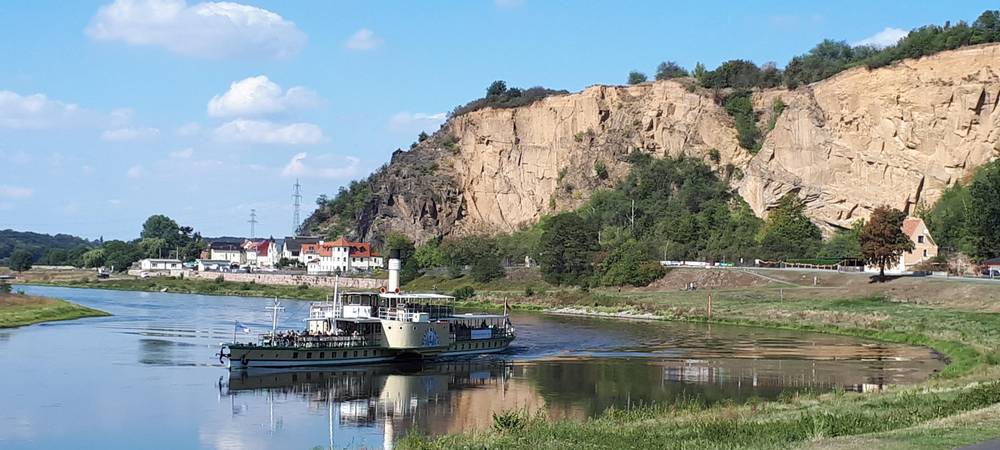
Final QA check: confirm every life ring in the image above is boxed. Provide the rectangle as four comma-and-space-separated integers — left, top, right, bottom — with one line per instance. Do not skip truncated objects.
379, 286, 386, 294
218, 346, 231, 364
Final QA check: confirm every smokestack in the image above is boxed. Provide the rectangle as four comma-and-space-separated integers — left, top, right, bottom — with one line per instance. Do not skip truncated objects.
387, 249, 400, 293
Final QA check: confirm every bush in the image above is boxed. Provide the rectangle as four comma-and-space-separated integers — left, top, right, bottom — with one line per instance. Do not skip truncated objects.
451, 82, 568, 117
655, 61, 688, 80
524, 287, 534, 297
470, 255, 504, 283
627, 71, 648, 85
708, 148, 721, 164
594, 161, 609, 180
0, 282, 10, 294
451, 285, 475, 300
298, 283, 309, 290
724, 91, 761, 152
214, 275, 225, 284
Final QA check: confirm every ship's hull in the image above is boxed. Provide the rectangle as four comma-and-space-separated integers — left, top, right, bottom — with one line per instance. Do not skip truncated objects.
226, 336, 513, 370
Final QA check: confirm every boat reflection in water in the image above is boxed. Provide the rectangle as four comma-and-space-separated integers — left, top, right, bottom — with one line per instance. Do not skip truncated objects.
219, 346, 934, 447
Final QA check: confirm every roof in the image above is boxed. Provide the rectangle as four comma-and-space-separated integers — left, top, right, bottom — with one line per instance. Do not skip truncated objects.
141, 258, 182, 263
379, 293, 455, 300
282, 236, 321, 252
197, 259, 235, 265
209, 241, 242, 251
902, 217, 926, 239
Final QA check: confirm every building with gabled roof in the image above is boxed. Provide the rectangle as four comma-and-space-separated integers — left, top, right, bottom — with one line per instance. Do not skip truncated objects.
866, 217, 938, 274
303, 236, 383, 274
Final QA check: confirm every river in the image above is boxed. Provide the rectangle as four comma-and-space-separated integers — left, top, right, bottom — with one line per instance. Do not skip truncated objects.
0, 286, 945, 449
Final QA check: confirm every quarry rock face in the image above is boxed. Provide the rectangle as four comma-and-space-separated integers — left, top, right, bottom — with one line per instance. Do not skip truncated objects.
309, 44, 1000, 242
743, 44, 1000, 231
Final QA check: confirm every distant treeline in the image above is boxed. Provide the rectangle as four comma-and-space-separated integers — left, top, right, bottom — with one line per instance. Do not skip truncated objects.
625, 10, 1000, 90
0, 230, 96, 266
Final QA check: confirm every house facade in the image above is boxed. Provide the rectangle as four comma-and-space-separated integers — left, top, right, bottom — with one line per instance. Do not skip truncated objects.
139, 258, 183, 271
303, 237, 384, 274
243, 238, 277, 268
865, 217, 938, 274
209, 241, 245, 264
281, 236, 321, 263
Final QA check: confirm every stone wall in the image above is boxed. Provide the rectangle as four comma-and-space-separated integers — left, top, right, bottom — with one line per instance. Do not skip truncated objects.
187, 271, 384, 290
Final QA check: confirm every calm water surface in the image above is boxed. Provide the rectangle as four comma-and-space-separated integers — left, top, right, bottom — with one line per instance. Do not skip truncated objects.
0, 286, 945, 449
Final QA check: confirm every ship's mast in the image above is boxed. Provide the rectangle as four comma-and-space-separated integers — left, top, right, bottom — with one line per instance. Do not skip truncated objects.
267, 298, 284, 335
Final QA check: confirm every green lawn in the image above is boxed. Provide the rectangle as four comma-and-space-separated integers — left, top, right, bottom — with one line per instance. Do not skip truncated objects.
0, 293, 109, 328
401, 283, 1000, 449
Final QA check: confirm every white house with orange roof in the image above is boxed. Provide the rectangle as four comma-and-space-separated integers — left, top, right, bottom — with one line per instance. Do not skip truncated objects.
865, 217, 938, 274
243, 238, 277, 268
304, 236, 384, 274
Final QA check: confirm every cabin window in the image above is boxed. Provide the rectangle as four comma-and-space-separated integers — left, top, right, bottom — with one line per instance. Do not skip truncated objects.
274, 353, 279, 358
306, 352, 312, 359
353, 351, 358, 357
292, 352, 299, 359
363, 350, 368, 357
319, 352, 325, 358
343, 351, 347, 358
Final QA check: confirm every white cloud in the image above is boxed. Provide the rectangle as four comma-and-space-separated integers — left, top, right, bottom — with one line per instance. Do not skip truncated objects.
169, 147, 194, 159
176, 122, 201, 136
101, 126, 160, 141
344, 28, 383, 51
281, 152, 361, 179
0, 90, 86, 129
208, 75, 321, 118
126, 164, 145, 178
86, 0, 307, 59
213, 119, 325, 145
0, 185, 33, 199
853, 27, 909, 48
388, 111, 446, 134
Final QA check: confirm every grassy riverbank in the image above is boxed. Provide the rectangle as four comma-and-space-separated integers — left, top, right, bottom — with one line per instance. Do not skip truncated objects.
401, 274, 1000, 449
0, 291, 109, 328
27, 277, 335, 301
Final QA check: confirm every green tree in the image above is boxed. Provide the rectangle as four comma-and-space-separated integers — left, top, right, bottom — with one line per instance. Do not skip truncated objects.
758, 193, 822, 260
486, 80, 507, 97
594, 161, 609, 180
470, 254, 505, 283
138, 237, 168, 259
8, 249, 33, 272
538, 213, 598, 285
922, 183, 975, 255
102, 240, 141, 272
386, 233, 419, 284
37, 248, 69, 266
968, 160, 1000, 259
81, 248, 106, 268
860, 206, 914, 281
627, 71, 648, 85
819, 221, 864, 259
655, 61, 688, 80
413, 240, 445, 269
600, 239, 665, 287
724, 91, 761, 151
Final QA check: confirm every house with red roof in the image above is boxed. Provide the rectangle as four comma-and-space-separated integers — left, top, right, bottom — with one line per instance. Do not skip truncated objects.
304, 236, 384, 274
243, 237, 277, 268
865, 217, 938, 274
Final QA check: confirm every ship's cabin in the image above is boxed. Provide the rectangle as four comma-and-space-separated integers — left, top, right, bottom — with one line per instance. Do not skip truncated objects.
376, 293, 455, 322
449, 313, 513, 340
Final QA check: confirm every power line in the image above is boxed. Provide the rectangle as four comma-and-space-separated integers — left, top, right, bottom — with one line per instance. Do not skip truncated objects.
292, 179, 302, 236
248, 209, 258, 240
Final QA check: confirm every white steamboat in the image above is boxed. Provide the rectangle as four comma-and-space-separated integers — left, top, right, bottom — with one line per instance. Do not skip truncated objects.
222, 250, 515, 370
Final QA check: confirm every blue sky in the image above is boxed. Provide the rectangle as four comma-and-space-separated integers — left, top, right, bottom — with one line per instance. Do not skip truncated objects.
0, 0, 994, 240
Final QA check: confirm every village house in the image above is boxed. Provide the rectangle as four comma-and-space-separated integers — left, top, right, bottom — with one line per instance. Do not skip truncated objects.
130, 258, 185, 277
281, 236, 321, 263
303, 236, 384, 274
866, 217, 939, 274
209, 241, 245, 264
243, 237, 277, 268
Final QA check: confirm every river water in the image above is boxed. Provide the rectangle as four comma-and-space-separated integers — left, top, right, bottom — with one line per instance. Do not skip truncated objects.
1, 286, 944, 449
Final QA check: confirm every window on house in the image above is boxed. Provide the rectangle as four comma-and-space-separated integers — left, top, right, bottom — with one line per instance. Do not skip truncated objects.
917, 235, 924, 243
923, 249, 928, 257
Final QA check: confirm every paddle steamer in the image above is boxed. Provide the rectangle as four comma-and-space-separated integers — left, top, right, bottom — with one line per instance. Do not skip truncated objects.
221, 250, 515, 370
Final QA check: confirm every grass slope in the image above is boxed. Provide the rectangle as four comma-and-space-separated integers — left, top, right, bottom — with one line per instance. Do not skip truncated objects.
0, 292, 109, 328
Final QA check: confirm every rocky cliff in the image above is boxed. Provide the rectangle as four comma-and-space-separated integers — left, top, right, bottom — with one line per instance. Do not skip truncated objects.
305, 44, 1000, 243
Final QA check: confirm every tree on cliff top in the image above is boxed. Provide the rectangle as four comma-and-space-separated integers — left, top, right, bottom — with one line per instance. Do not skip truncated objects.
655, 61, 688, 80
627, 71, 648, 85
860, 206, 914, 282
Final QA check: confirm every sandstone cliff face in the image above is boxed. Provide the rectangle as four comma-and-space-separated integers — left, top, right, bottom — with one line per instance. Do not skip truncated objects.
742, 44, 1000, 231
312, 44, 1000, 243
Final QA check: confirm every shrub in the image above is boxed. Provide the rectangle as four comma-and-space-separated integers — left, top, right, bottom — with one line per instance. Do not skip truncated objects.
627, 71, 648, 85
451, 285, 475, 300
594, 161, 609, 180
708, 148, 721, 164
298, 283, 309, 290
0, 282, 10, 294
524, 287, 534, 297
655, 61, 688, 80
724, 91, 761, 152
214, 275, 224, 284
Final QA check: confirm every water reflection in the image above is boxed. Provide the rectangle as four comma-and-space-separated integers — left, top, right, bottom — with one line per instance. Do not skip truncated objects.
2, 286, 946, 450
